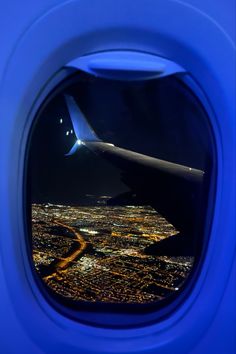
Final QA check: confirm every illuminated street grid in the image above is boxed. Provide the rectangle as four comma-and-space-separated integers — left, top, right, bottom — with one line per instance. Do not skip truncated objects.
32, 201, 194, 303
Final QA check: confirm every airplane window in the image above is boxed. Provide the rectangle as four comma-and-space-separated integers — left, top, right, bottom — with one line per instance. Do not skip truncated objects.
27, 72, 214, 308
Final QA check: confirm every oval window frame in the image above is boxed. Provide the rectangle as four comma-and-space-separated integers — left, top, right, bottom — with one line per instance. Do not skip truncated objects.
24, 65, 217, 329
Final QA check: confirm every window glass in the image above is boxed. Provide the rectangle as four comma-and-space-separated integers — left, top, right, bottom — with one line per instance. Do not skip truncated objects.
28, 73, 213, 305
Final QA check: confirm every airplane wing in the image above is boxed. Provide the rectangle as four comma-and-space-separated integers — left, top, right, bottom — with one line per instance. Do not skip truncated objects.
64, 95, 206, 255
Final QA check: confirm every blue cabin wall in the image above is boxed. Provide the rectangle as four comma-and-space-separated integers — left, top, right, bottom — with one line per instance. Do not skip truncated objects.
0, 1, 235, 353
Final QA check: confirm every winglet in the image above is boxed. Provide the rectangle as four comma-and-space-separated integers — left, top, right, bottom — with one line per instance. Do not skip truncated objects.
64, 95, 100, 142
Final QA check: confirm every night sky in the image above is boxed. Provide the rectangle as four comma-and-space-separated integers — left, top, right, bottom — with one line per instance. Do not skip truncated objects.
28, 73, 213, 205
